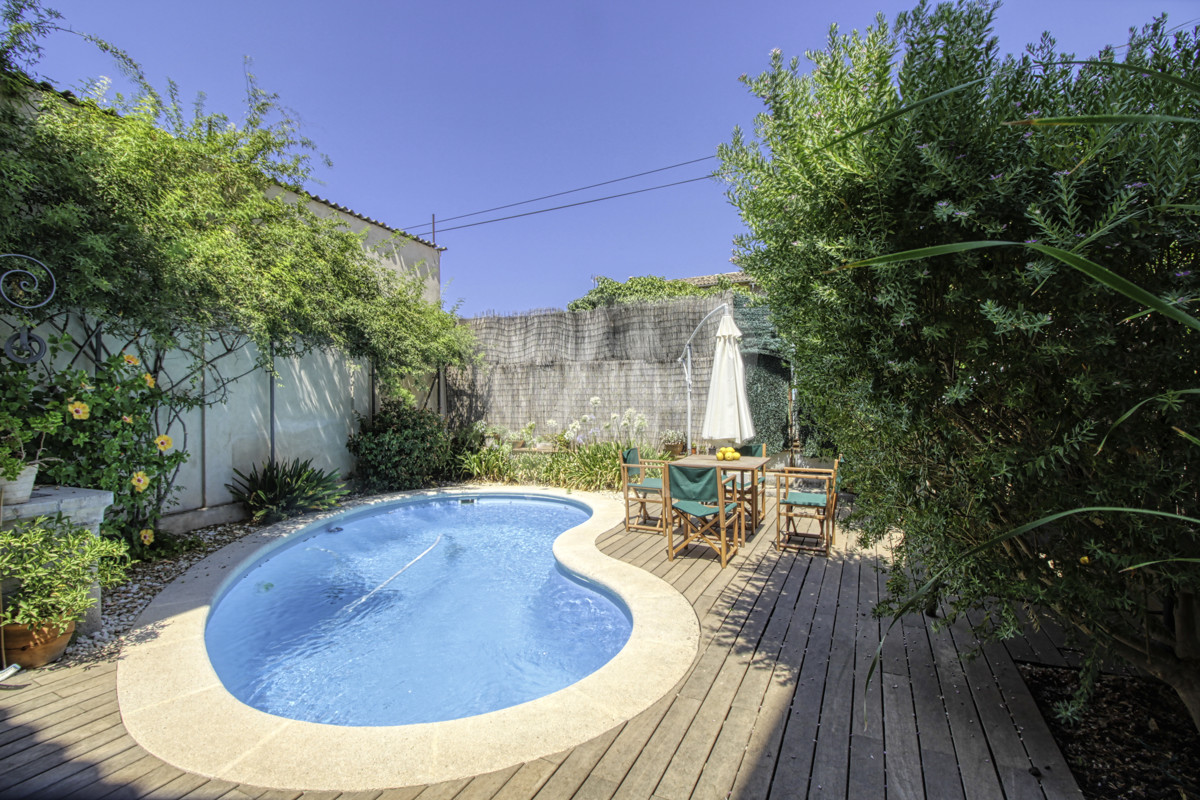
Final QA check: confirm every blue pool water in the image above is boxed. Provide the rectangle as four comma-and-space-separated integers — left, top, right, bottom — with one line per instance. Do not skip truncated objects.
204, 495, 633, 727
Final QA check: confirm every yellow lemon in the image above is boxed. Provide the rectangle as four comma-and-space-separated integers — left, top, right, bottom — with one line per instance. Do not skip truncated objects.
732, 451, 742, 460
716, 451, 725, 461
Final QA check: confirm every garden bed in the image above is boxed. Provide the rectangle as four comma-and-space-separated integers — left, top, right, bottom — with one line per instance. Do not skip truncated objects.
1019, 663, 1200, 799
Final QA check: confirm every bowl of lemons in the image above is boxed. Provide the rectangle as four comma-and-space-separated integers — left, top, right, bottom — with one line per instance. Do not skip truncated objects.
715, 447, 742, 461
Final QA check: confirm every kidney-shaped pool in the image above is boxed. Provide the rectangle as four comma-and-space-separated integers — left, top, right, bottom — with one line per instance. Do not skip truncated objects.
205, 494, 632, 726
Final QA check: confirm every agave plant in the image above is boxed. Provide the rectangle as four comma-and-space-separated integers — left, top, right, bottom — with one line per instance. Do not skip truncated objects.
226, 458, 349, 524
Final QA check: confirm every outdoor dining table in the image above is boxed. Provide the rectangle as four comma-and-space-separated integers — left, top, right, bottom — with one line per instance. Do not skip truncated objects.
672, 453, 770, 540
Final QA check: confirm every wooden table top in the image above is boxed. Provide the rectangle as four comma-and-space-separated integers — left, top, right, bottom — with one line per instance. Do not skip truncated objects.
672, 454, 770, 471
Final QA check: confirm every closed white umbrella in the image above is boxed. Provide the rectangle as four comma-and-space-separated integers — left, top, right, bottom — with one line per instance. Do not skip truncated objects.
701, 313, 755, 444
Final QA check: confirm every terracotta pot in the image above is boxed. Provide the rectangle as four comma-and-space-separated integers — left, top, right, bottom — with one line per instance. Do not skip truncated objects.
2, 620, 75, 668
0, 463, 38, 505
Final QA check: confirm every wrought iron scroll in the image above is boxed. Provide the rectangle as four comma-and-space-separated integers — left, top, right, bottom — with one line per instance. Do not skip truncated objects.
0, 254, 56, 364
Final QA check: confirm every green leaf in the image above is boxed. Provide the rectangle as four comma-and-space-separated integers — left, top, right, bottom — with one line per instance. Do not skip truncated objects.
843, 241, 1200, 334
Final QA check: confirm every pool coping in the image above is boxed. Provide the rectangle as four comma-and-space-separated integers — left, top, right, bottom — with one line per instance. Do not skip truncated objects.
115, 485, 700, 791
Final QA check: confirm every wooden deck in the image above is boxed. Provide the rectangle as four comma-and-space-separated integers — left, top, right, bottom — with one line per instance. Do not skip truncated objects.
0, 499, 1084, 799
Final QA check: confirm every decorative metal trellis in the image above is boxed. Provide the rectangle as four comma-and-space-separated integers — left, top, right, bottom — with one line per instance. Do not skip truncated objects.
0, 254, 56, 365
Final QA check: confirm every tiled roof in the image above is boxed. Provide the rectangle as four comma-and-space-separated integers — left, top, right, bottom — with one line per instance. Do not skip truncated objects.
307, 194, 442, 251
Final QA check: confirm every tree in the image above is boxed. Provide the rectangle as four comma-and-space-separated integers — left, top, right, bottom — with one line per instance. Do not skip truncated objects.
0, 0, 475, 545
567, 275, 738, 311
721, 1, 1200, 726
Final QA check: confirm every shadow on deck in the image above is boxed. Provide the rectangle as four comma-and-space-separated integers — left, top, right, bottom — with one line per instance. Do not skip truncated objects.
0, 496, 1083, 799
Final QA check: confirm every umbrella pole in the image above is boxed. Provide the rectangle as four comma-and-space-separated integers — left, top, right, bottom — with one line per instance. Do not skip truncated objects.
678, 303, 730, 455
685, 343, 693, 453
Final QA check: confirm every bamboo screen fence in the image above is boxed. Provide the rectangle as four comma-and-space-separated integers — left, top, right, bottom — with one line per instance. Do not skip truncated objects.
445, 294, 740, 445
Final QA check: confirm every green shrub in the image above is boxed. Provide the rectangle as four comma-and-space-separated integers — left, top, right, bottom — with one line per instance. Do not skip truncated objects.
459, 442, 519, 483
226, 458, 349, 524
347, 399, 453, 492
458, 439, 671, 492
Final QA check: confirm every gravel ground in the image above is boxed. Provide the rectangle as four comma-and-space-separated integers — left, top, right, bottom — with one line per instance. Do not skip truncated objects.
59, 519, 264, 667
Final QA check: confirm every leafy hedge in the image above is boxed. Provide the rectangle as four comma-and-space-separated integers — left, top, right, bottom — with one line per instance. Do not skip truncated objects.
347, 400, 453, 492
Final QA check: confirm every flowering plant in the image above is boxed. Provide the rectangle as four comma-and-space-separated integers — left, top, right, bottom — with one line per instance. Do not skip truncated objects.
40, 353, 189, 553
660, 429, 686, 446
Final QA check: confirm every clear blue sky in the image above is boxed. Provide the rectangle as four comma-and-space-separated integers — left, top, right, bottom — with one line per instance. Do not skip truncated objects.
26, 0, 1198, 318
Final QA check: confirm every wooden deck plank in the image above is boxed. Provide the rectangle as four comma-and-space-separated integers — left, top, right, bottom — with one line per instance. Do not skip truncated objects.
652, 525, 801, 800
1013, 608, 1070, 667
946, 611, 1049, 800
410, 776, 472, 799
808, 553, 861, 798
0, 668, 116, 724
8, 736, 143, 798
923, 608, 1005, 800
577, 690, 676, 797
970, 636, 1085, 799
448, 764, 523, 800
486, 758, 560, 800
138, 772, 212, 800
608, 695, 702, 800
530, 725, 622, 800
0, 722, 129, 794
901, 608, 966, 800
687, 702, 759, 800
847, 551, 886, 799
0, 682, 116, 749
371, 786, 426, 800
0, 697, 123, 764
101, 762, 192, 800
728, 553, 827, 800
767, 555, 845, 798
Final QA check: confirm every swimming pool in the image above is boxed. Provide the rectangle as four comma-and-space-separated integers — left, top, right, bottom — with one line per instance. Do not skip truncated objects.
116, 487, 700, 791
205, 494, 633, 726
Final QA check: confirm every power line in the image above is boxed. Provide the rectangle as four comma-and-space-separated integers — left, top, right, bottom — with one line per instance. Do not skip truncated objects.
402, 155, 716, 232
429, 173, 717, 234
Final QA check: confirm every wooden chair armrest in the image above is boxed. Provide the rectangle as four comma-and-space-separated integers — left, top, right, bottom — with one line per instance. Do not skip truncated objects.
771, 467, 836, 476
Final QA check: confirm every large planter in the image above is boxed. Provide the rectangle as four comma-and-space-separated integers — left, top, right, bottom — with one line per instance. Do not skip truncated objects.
664, 443, 685, 457
0, 464, 37, 505
2, 620, 75, 668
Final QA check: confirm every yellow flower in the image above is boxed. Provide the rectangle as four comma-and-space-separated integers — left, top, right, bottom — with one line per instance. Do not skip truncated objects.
1080, 556, 1090, 565
143, 373, 156, 388
155, 434, 173, 452
123, 353, 140, 366
68, 400, 90, 420
131, 471, 150, 492
139, 528, 154, 545
122, 415, 133, 424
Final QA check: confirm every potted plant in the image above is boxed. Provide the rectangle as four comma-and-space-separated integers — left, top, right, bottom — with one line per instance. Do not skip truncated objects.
0, 514, 130, 667
661, 430, 686, 457
0, 363, 63, 504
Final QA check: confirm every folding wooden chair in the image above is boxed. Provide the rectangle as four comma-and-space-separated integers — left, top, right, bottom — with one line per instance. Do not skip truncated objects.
772, 456, 840, 556
733, 442, 768, 529
621, 447, 666, 534
666, 464, 742, 568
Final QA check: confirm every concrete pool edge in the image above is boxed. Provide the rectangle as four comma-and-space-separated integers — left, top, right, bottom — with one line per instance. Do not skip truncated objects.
115, 485, 701, 791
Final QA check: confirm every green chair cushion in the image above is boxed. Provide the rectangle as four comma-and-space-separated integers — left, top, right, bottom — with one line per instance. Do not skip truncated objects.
672, 500, 740, 518
783, 490, 828, 508
631, 477, 662, 494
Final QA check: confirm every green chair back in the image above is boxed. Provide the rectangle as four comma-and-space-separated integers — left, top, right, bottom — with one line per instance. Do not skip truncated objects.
623, 447, 642, 482
736, 443, 766, 458
668, 464, 719, 505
